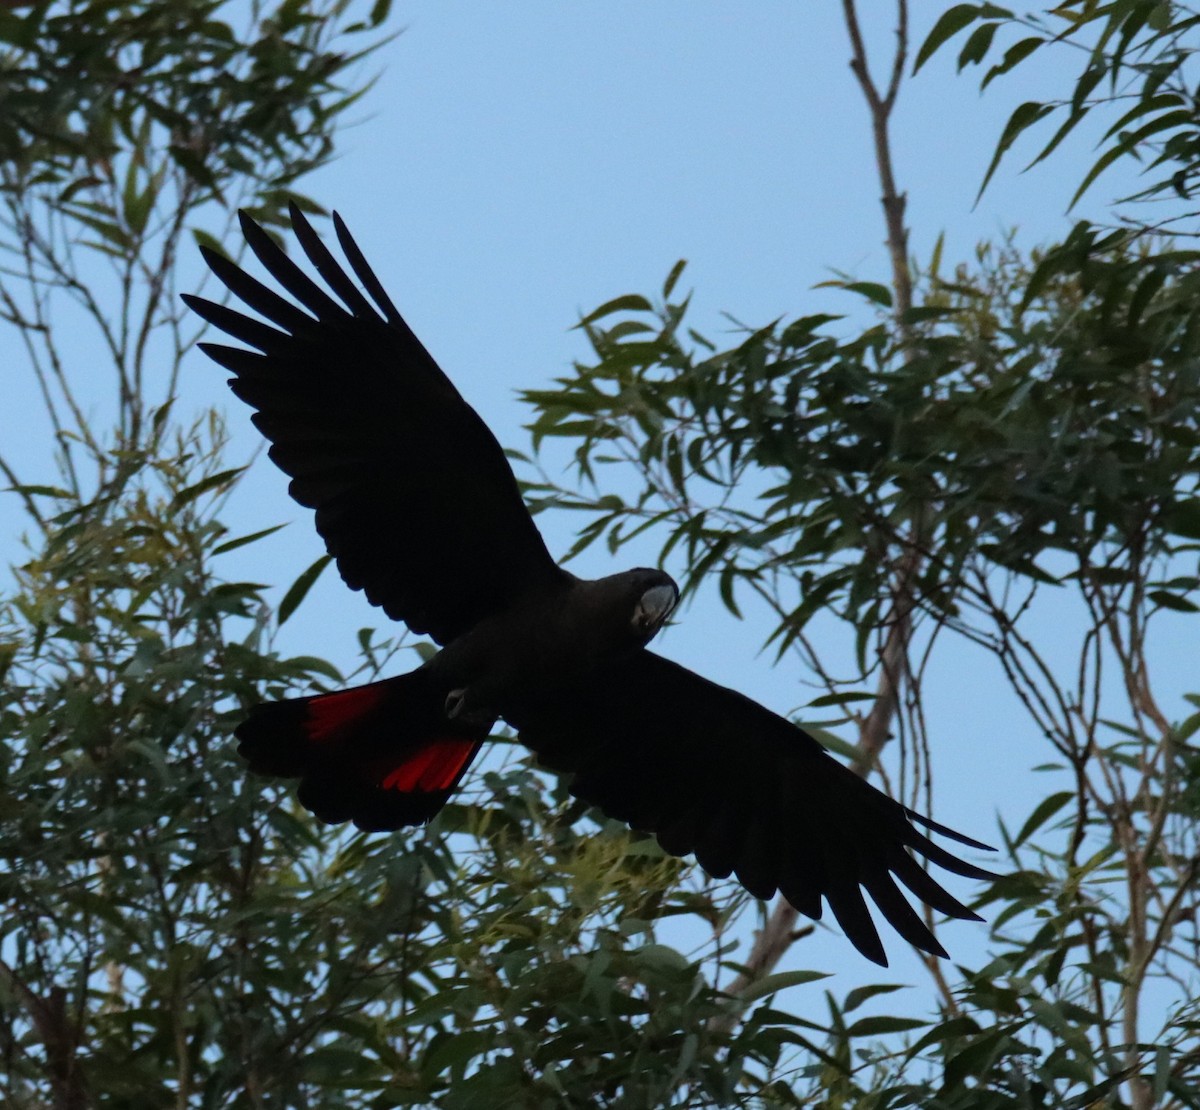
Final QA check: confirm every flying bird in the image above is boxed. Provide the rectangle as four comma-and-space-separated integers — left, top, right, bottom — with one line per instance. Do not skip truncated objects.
184, 205, 995, 966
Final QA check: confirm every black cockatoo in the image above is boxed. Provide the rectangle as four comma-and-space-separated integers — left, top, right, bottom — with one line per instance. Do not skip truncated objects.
184, 205, 995, 966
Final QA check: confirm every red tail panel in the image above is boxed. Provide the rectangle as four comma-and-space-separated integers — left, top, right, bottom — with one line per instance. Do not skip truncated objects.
305, 685, 388, 742
236, 672, 492, 832
380, 738, 479, 793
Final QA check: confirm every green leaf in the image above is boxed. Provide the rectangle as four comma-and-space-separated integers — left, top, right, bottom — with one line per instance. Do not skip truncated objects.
1066, 1071, 1138, 1109
906, 1015, 982, 1055
6, 484, 72, 498
739, 969, 831, 1003
841, 281, 893, 307
62, 205, 132, 252
1149, 589, 1199, 613
981, 35, 1044, 90
212, 523, 286, 555
807, 691, 875, 708
718, 563, 742, 618
1014, 790, 1073, 847
1127, 266, 1166, 328
1147, 1, 1171, 31
1175, 710, 1200, 743
662, 259, 687, 301
191, 227, 227, 257
805, 726, 861, 763
1098, 94, 1183, 146
169, 467, 247, 509
285, 654, 343, 683
1024, 107, 1091, 172
278, 554, 332, 625
1164, 500, 1200, 540
958, 21, 999, 69
843, 983, 906, 1014
846, 1015, 928, 1037
59, 176, 104, 205
1071, 109, 1194, 209
978, 101, 1055, 200
370, 0, 395, 26
915, 4, 997, 74
122, 156, 154, 238
635, 943, 691, 972
903, 304, 961, 323
576, 294, 654, 328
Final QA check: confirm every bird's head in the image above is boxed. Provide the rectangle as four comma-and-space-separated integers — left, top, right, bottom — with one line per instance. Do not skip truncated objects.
624, 568, 679, 644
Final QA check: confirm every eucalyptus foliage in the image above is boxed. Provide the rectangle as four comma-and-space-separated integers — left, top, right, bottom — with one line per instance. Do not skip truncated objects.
521, 228, 1200, 1105
512, 5, 1200, 1101
916, 0, 1200, 217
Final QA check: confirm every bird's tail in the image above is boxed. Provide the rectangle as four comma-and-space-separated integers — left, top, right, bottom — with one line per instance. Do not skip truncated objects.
235, 670, 489, 830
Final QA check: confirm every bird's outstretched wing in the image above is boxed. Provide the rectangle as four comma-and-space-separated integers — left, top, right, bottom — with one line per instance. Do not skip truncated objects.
506, 650, 996, 966
184, 204, 570, 644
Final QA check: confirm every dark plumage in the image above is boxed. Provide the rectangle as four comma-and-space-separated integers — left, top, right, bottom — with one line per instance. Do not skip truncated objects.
185, 204, 996, 966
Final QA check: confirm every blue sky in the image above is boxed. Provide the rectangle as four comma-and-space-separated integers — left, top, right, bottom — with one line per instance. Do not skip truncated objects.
6, 2, 1189, 1006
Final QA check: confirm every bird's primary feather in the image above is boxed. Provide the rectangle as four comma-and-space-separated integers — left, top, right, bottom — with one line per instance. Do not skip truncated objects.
183, 206, 568, 645
504, 650, 994, 965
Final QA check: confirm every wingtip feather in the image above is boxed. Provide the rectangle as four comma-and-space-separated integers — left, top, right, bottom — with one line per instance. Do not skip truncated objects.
904, 806, 997, 852
332, 210, 403, 324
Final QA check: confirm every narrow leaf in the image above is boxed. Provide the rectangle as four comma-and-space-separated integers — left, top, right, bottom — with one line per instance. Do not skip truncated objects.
982, 36, 1043, 90
1070, 110, 1194, 208
808, 691, 876, 708
662, 259, 687, 301
843, 983, 906, 1014
1149, 589, 1199, 613
1014, 790, 1073, 847
279, 554, 332, 625
739, 969, 831, 1004
847, 1015, 928, 1037
169, 467, 246, 509
6, 484, 72, 498
958, 21, 999, 69
212, 523, 286, 555
842, 281, 893, 307
915, 4, 991, 74
978, 101, 1055, 200
576, 294, 654, 328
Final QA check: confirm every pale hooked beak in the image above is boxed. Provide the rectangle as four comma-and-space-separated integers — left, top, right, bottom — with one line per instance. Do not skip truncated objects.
635, 583, 678, 635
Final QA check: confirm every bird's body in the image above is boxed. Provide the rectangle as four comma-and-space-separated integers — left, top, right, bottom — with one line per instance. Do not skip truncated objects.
185, 205, 997, 966
429, 568, 677, 720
